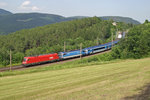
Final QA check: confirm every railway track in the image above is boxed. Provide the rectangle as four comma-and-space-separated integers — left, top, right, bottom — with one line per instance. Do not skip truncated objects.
0, 50, 110, 72
0, 65, 24, 72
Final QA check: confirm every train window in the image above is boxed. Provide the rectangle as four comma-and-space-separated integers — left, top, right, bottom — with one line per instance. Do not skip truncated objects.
94, 47, 105, 51
28, 59, 30, 61
58, 54, 61, 57
83, 49, 88, 52
63, 53, 67, 55
58, 53, 63, 57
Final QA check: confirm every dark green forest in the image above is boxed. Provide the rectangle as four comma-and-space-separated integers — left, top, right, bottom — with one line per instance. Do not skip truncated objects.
0, 17, 131, 66
111, 20, 150, 59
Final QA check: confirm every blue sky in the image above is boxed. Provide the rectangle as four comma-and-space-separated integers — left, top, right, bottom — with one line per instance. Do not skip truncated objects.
0, 0, 149, 23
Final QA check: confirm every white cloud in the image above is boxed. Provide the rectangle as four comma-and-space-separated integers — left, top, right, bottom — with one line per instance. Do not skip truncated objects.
22, 1, 31, 6
20, 1, 30, 10
32, 6, 40, 11
20, 1, 40, 11
0, 2, 7, 7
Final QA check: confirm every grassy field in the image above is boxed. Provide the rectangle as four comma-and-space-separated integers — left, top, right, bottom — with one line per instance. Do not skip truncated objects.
0, 58, 150, 100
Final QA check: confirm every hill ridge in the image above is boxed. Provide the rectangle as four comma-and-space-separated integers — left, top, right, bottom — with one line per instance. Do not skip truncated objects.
0, 8, 12, 15
0, 8, 140, 35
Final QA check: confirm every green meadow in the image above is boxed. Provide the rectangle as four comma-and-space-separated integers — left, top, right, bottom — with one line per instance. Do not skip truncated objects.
0, 57, 150, 100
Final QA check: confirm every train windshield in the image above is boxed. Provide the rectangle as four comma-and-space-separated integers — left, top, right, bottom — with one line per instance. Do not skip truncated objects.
23, 58, 27, 62
58, 53, 62, 57
58, 52, 64, 57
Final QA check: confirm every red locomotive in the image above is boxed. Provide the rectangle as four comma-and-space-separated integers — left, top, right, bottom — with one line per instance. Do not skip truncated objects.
22, 53, 59, 66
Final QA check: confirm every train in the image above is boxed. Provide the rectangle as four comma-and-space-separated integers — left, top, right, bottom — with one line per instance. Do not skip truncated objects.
22, 40, 119, 66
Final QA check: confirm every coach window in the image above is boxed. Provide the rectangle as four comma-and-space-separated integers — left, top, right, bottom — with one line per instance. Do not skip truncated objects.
28, 59, 30, 61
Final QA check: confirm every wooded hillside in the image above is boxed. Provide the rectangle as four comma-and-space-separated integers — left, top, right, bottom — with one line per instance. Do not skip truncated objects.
112, 20, 150, 59
0, 17, 131, 66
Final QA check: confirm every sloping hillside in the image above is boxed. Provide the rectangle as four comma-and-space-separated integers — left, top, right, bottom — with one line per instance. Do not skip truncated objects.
0, 13, 66, 34
0, 9, 140, 35
0, 9, 12, 15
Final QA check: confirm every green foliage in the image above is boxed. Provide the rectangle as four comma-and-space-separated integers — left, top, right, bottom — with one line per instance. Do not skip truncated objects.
144, 19, 149, 24
13, 52, 24, 63
112, 22, 150, 59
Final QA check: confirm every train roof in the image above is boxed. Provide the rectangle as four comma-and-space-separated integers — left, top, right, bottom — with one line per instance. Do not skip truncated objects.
83, 40, 119, 50
59, 49, 80, 54
59, 40, 119, 53
24, 53, 57, 58
84, 42, 110, 50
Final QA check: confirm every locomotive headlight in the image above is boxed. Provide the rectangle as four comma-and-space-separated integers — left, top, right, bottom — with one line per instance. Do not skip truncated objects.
49, 57, 53, 59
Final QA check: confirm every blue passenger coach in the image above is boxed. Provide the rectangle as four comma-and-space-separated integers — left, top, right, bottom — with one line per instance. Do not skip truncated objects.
59, 40, 119, 59
59, 50, 81, 59
82, 49, 93, 55
83, 40, 119, 54
105, 40, 119, 49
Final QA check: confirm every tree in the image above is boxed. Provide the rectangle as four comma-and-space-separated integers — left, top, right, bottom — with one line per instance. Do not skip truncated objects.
144, 19, 149, 24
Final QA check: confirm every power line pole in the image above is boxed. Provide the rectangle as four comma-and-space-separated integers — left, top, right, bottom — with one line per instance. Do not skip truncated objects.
80, 43, 82, 59
112, 32, 113, 48
112, 22, 117, 48
10, 49, 12, 71
97, 37, 99, 45
64, 41, 66, 52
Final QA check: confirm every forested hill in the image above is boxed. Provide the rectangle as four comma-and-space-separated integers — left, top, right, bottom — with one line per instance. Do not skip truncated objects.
0, 13, 66, 35
0, 9, 12, 15
0, 17, 131, 66
0, 9, 140, 35
100, 16, 140, 24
